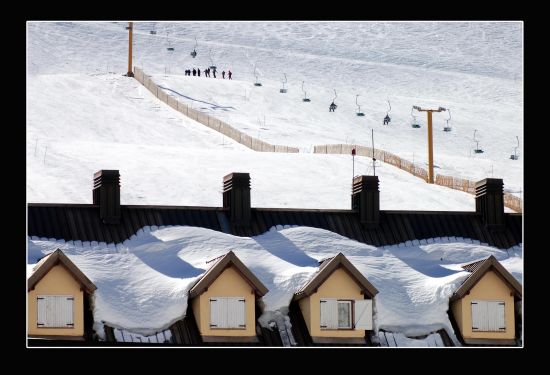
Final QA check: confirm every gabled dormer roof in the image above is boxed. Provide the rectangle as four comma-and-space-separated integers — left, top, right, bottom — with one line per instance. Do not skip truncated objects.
28, 249, 97, 293
293, 252, 379, 300
450, 255, 522, 301
188, 251, 268, 298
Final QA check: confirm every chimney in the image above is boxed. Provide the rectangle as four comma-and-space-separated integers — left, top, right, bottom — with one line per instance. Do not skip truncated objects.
475, 178, 504, 230
351, 175, 380, 228
223, 173, 251, 227
93, 170, 121, 224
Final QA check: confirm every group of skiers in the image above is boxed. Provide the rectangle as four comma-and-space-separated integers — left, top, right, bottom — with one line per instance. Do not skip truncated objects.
184, 68, 232, 80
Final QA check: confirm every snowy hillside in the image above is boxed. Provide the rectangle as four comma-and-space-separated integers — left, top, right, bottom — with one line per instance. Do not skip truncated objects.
27, 226, 523, 341
27, 21, 523, 208
27, 22, 523, 346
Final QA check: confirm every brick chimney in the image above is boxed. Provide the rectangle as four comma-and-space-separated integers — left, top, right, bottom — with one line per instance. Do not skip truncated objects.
223, 173, 251, 227
351, 175, 379, 228
93, 170, 121, 224
475, 178, 504, 230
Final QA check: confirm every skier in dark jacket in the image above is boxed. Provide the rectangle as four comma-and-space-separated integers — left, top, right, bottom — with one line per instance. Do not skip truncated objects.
222, 71, 225, 79
329, 102, 337, 112
197, 68, 201, 77
228, 70, 232, 80
192, 68, 196, 76
212, 68, 217, 78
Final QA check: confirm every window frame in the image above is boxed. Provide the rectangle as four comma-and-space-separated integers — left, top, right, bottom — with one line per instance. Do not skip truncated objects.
320, 298, 355, 330
337, 300, 353, 329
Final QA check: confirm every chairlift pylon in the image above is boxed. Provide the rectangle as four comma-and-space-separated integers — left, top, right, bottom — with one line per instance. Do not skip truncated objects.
473, 129, 484, 153
411, 106, 421, 128
443, 108, 452, 132
190, 37, 197, 58
356, 95, 365, 116
302, 81, 311, 102
280, 73, 287, 93
510, 136, 520, 160
383, 99, 391, 125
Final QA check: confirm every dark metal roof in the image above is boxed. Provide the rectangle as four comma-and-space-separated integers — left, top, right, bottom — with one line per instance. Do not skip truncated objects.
451, 255, 522, 301
28, 204, 522, 250
28, 249, 97, 293
294, 252, 379, 300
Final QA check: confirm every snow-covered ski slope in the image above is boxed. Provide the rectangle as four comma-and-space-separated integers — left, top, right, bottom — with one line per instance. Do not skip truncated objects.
27, 21, 523, 205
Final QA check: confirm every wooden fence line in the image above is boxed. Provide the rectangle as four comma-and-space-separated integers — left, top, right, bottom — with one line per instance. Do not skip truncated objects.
133, 67, 299, 154
314, 144, 522, 213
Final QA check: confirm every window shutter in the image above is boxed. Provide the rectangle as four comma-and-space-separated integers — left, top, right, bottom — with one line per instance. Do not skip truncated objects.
471, 300, 506, 332
37, 295, 74, 328
320, 299, 338, 329
497, 302, 506, 331
210, 298, 226, 328
354, 299, 373, 330
210, 297, 246, 329
227, 298, 246, 328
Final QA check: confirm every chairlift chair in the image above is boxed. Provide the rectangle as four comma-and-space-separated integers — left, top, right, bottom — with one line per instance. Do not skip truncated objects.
510, 136, 520, 160
473, 130, 484, 153
190, 37, 198, 58
443, 108, 452, 132
302, 81, 311, 102
411, 106, 421, 128
280, 73, 287, 93
254, 65, 262, 86
383, 99, 391, 125
356, 95, 365, 116
329, 89, 338, 112
166, 32, 175, 51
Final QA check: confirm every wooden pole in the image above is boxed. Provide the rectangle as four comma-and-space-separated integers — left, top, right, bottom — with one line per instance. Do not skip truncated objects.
127, 22, 134, 77
427, 111, 434, 183
415, 106, 444, 184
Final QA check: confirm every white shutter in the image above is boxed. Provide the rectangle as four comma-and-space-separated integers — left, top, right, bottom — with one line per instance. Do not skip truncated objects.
496, 302, 506, 331
320, 299, 338, 329
210, 298, 227, 328
354, 299, 373, 330
227, 297, 246, 329
210, 297, 246, 329
471, 300, 506, 332
37, 295, 74, 328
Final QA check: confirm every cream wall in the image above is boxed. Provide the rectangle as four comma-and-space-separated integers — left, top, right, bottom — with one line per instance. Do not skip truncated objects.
28, 265, 84, 337
453, 270, 516, 340
300, 267, 366, 338
192, 266, 256, 337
